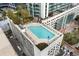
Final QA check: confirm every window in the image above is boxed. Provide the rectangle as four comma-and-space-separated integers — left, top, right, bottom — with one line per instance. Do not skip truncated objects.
66, 13, 74, 24
54, 17, 63, 30
29, 3, 32, 6
33, 4, 39, 7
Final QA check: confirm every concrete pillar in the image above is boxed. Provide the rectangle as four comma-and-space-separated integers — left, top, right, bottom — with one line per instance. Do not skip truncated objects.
46, 3, 49, 17
40, 3, 46, 18
26, 4, 30, 15
63, 15, 68, 28
32, 4, 34, 17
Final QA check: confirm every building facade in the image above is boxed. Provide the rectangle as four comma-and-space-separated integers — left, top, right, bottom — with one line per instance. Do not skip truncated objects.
26, 3, 77, 19
0, 3, 16, 8
8, 17, 63, 56
42, 5, 79, 31
0, 3, 78, 19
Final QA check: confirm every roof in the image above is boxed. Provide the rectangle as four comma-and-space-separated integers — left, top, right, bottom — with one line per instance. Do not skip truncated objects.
0, 28, 17, 56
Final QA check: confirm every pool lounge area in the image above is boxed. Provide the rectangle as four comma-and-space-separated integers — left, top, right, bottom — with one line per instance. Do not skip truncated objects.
25, 23, 61, 45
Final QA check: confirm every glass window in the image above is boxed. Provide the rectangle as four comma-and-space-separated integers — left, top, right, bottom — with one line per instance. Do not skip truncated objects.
66, 13, 74, 24
29, 3, 32, 6
54, 17, 63, 30
33, 4, 39, 7
57, 5, 61, 8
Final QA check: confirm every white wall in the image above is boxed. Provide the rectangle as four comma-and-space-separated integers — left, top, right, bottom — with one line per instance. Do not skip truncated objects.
0, 20, 10, 32
8, 20, 34, 56
41, 3, 46, 18
34, 45, 41, 56
46, 3, 49, 17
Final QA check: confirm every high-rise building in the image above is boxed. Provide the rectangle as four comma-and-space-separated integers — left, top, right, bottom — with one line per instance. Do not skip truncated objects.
0, 3, 79, 56
0, 3, 16, 8
0, 3, 77, 19
26, 3, 77, 19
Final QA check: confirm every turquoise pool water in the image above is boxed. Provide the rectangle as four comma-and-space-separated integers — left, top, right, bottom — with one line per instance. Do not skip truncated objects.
28, 26, 55, 40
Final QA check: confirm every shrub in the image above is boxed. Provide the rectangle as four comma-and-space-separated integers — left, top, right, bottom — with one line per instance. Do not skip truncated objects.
36, 43, 48, 50
63, 31, 79, 45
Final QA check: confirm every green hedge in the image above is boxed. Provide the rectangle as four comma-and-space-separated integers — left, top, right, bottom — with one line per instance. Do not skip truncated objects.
36, 43, 48, 50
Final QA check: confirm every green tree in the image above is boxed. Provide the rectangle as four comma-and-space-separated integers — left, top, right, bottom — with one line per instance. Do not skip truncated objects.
7, 4, 33, 25
2, 11, 6, 19
16, 4, 32, 24
7, 10, 20, 25
20, 9, 30, 18
7, 10, 13, 19
16, 3, 26, 10
63, 31, 79, 45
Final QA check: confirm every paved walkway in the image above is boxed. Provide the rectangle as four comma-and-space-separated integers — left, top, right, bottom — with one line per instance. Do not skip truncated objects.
63, 41, 79, 56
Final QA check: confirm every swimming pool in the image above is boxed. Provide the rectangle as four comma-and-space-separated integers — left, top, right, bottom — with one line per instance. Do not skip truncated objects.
25, 23, 61, 44
28, 25, 55, 40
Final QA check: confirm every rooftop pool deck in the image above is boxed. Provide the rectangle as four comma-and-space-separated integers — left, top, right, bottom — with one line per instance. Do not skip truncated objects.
25, 23, 62, 45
